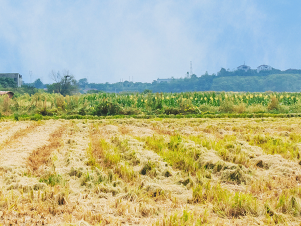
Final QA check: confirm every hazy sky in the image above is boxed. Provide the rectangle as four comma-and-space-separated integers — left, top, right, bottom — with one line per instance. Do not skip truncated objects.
0, 0, 300, 84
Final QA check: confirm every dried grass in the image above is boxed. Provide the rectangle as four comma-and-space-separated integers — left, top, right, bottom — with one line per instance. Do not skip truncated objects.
0, 122, 40, 150
1, 118, 301, 225
27, 126, 66, 173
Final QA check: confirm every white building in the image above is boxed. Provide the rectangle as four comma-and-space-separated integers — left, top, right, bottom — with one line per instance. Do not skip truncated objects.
156, 78, 172, 83
237, 65, 251, 72
257, 65, 272, 73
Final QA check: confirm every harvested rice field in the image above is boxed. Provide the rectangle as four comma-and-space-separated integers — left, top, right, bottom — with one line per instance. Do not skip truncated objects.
1, 118, 301, 225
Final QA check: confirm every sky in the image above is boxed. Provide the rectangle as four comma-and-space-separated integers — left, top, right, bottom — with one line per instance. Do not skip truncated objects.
0, 0, 301, 84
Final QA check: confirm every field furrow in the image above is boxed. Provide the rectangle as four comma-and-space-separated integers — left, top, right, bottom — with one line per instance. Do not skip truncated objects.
0, 120, 64, 170
27, 123, 67, 173
0, 121, 35, 148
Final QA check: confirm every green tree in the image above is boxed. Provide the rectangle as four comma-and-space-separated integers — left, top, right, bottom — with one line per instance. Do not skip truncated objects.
78, 78, 88, 88
47, 70, 78, 95
34, 79, 44, 89
0, 77, 16, 88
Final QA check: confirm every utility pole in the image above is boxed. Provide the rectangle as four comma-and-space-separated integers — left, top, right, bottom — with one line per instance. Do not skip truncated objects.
29, 71, 32, 83
190, 61, 193, 76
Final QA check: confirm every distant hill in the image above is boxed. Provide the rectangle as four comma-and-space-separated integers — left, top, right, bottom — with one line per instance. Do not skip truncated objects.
211, 74, 301, 92
81, 72, 301, 93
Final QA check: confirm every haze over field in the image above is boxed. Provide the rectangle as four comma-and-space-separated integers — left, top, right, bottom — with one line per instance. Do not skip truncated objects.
0, 0, 301, 83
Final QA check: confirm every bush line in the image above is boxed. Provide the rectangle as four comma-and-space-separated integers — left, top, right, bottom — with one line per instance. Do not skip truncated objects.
1, 112, 301, 121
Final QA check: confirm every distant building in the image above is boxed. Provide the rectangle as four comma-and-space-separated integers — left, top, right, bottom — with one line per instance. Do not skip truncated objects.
257, 65, 272, 73
237, 65, 251, 72
156, 78, 172, 83
0, 73, 22, 87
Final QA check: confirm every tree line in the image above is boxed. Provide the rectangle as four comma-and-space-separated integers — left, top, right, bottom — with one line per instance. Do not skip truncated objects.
7, 67, 301, 95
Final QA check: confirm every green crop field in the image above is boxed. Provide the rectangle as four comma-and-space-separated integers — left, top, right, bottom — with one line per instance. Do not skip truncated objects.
1, 92, 301, 120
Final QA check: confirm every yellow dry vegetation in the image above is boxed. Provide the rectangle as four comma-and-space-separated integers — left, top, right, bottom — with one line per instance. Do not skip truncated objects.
0, 118, 301, 225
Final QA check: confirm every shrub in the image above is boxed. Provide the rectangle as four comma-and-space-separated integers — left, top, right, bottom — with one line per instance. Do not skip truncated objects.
219, 100, 234, 113
164, 107, 180, 115
233, 103, 246, 113
268, 97, 279, 111
2, 96, 11, 113
38, 107, 48, 116
198, 105, 219, 113
55, 95, 65, 110
13, 113, 19, 121
38, 107, 57, 116
120, 107, 141, 115
278, 105, 290, 113
78, 107, 86, 115
142, 89, 152, 94
246, 104, 267, 113
289, 103, 301, 113
30, 114, 43, 121
92, 101, 121, 116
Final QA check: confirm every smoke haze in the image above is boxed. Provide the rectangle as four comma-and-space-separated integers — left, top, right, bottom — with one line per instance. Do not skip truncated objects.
0, 0, 300, 83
